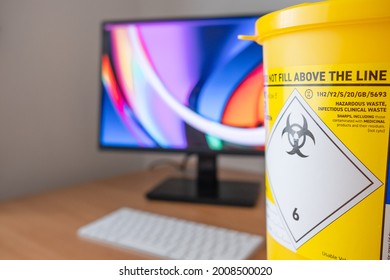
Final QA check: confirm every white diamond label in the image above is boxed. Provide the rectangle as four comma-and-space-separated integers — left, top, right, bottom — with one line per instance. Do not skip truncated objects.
266, 89, 382, 249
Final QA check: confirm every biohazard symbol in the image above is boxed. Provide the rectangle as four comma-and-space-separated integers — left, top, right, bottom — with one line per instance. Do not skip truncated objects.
282, 114, 315, 158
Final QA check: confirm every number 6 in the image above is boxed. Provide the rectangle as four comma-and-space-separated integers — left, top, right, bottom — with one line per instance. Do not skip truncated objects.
293, 208, 300, 221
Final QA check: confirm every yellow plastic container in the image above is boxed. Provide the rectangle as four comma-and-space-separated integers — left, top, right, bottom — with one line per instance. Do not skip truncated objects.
242, 0, 390, 259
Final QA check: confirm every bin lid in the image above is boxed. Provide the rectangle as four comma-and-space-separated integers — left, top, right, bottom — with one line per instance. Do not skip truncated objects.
240, 0, 390, 44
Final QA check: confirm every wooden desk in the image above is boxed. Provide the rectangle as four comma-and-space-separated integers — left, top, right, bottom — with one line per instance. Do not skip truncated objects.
0, 167, 266, 259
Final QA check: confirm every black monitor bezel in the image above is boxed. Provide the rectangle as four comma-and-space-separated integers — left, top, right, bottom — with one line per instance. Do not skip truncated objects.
98, 14, 265, 156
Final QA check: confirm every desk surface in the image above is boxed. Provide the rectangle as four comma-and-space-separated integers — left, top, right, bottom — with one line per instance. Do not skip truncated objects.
0, 167, 266, 259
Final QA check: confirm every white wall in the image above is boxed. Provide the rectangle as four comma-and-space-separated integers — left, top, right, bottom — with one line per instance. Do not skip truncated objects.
0, 0, 315, 201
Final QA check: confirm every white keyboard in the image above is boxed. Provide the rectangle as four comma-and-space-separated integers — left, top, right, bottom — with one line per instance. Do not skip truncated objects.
78, 208, 264, 260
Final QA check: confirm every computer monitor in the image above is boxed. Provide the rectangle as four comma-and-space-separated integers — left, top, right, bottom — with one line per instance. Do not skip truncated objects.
99, 15, 265, 206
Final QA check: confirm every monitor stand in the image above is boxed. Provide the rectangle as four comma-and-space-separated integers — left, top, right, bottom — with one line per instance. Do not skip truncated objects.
146, 154, 260, 207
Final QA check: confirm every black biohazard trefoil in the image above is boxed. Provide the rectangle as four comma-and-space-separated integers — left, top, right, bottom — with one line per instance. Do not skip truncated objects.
282, 114, 315, 158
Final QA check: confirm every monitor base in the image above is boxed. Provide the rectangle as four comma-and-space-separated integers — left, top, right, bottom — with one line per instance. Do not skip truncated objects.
146, 177, 260, 207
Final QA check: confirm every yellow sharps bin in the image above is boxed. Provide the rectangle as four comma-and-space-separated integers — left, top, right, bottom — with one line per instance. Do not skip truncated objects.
241, 0, 390, 259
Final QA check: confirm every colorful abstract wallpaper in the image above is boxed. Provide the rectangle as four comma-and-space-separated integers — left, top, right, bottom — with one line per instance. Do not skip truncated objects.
100, 16, 265, 153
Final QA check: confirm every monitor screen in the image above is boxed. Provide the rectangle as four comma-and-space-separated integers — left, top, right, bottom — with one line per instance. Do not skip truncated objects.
99, 15, 265, 155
